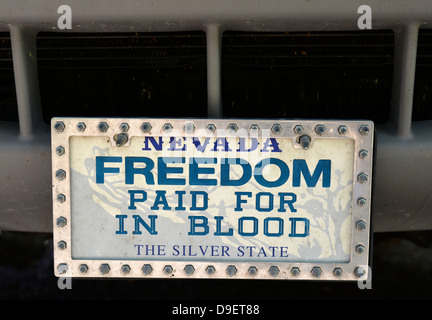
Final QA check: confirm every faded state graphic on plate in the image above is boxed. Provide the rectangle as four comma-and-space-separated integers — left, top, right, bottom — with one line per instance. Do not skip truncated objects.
70, 135, 354, 262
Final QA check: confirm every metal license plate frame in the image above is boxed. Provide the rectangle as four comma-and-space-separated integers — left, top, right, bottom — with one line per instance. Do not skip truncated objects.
52, 118, 373, 281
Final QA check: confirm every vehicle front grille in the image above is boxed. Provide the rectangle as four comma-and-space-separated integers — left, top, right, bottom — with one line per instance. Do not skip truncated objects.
2, 29, 432, 125
36, 31, 208, 124
221, 30, 394, 123
0, 32, 18, 122
413, 29, 432, 121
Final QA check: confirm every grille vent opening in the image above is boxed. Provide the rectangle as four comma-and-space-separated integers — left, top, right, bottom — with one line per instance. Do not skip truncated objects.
221, 30, 394, 123
0, 32, 18, 123
37, 31, 207, 124
413, 29, 432, 122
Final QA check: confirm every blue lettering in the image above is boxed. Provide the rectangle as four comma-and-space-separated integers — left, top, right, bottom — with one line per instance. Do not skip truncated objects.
192, 137, 211, 153
264, 217, 284, 237
125, 157, 155, 185
257, 247, 267, 257
237, 137, 259, 152
142, 136, 163, 151
158, 157, 185, 185
145, 245, 156, 255
128, 190, 147, 210
188, 216, 209, 235
234, 191, 252, 212
175, 190, 186, 211
254, 158, 289, 188
278, 192, 297, 213
246, 246, 256, 256
181, 245, 197, 256
221, 158, 252, 186
190, 191, 208, 211
189, 158, 217, 186
256, 192, 274, 212
237, 246, 245, 257
132, 215, 158, 235
135, 244, 143, 255
212, 138, 232, 152
168, 137, 186, 151
211, 246, 219, 256
260, 138, 282, 152
172, 245, 180, 256
150, 190, 171, 210
96, 156, 121, 184
199, 246, 209, 255
214, 216, 234, 236
222, 246, 230, 256
238, 217, 258, 236
289, 217, 310, 237
158, 245, 166, 256
292, 159, 331, 188
115, 214, 127, 234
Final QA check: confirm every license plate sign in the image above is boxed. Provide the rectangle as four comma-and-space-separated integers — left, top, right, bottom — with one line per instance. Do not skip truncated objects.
52, 118, 373, 280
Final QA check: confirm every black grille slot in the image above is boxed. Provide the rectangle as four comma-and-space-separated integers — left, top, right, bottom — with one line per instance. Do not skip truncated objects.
0, 32, 18, 123
413, 29, 432, 121
37, 31, 207, 124
221, 30, 394, 123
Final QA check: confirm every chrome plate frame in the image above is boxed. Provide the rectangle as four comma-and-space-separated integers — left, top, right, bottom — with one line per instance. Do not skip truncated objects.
52, 118, 373, 280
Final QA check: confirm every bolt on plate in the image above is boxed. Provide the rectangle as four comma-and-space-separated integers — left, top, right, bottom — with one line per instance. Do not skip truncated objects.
57, 263, 68, 275
354, 266, 366, 278
338, 125, 348, 135
206, 124, 216, 133
359, 149, 368, 159
311, 266, 322, 278
76, 122, 86, 132
100, 264, 110, 275
227, 265, 237, 277
299, 135, 311, 150
249, 124, 260, 134
333, 268, 343, 277
79, 264, 88, 273
357, 197, 367, 207
184, 265, 195, 276
141, 122, 152, 133
315, 124, 326, 135
57, 241, 67, 250
163, 123, 173, 132
248, 266, 258, 276
227, 123, 238, 133
357, 172, 369, 184
163, 265, 173, 274
121, 265, 131, 274
56, 194, 66, 203
115, 133, 128, 147
142, 264, 152, 275
97, 122, 109, 132
293, 125, 304, 135
54, 121, 65, 132
359, 125, 370, 135
119, 123, 129, 132
269, 266, 280, 277
291, 267, 300, 276
206, 265, 215, 275
184, 123, 195, 134
271, 124, 282, 134
55, 169, 66, 181
356, 220, 367, 231
55, 146, 65, 156
56, 216, 67, 227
